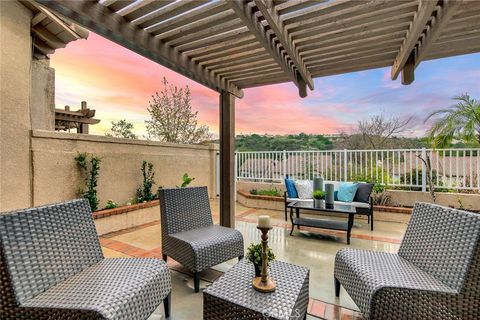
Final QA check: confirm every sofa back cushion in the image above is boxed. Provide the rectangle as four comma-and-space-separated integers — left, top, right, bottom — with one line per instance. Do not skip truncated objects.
284, 178, 298, 198
0, 199, 103, 304
353, 183, 373, 203
159, 186, 213, 235
294, 180, 313, 199
399, 202, 480, 293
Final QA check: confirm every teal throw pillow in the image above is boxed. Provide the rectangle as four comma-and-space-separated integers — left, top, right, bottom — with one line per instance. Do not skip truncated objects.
337, 183, 358, 202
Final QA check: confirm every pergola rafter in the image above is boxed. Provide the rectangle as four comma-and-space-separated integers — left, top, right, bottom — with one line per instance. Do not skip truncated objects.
35, 0, 244, 98
414, 1, 462, 70
391, 0, 438, 81
227, 0, 308, 97
392, 0, 466, 84
254, 0, 314, 91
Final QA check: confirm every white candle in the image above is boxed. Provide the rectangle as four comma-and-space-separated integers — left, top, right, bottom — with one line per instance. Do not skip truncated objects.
258, 215, 271, 228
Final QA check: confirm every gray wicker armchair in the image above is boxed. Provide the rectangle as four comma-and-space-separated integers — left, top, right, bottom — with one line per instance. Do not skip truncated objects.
159, 186, 244, 292
334, 202, 480, 320
0, 199, 172, 320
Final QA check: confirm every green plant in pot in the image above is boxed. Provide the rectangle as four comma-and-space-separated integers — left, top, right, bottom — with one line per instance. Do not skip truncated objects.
312, 190, 325, 208
246, 243, 275, 277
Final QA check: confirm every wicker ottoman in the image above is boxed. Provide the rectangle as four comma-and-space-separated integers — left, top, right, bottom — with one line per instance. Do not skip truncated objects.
204, 260, 309, 320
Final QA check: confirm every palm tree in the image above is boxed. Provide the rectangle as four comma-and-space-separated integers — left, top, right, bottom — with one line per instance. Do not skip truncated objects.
425, 94, 480, 148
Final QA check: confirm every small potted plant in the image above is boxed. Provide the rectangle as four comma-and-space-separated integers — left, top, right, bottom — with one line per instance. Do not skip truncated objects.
246, 243, 275, 277
312, 190, 325, 208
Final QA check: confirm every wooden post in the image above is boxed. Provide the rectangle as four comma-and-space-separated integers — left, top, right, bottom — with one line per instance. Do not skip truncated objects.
401, 54, 415, 85
79, 101, 89, 134
219, 91, 235, 228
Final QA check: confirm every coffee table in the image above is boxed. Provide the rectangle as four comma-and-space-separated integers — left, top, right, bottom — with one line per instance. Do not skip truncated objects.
288, 200, 357, 244
204, 259, 309, 320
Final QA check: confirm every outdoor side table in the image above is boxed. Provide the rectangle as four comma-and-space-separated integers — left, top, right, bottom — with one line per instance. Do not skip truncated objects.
204, 259, 310, 320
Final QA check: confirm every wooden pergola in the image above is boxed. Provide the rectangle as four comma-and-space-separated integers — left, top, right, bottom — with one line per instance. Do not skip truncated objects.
33, 0, 480, 227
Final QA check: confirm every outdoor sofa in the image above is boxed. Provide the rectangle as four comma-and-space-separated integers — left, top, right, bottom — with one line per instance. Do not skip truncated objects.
334, 202, 480, 320
284, 179, 374, 230
159, 186, 244, 292
0, 199, 172, 320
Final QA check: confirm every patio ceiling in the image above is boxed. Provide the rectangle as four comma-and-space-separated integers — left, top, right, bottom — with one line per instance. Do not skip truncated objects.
32, 0, 480, 98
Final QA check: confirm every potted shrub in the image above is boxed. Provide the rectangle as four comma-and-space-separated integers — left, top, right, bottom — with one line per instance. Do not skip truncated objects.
246, 243, 275, 277
312, 190, 325, 208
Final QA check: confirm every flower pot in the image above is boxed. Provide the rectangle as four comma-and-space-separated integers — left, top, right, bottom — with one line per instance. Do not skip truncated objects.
314, 199, 323, 208
254, 264, 261, 277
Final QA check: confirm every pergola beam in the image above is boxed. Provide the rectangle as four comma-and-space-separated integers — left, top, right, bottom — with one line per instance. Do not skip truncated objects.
35, 0, 244, 98
227, 0, 307, 97
391, 0, 437, 81
254, 0, 314, 90
415, 0, 462, 67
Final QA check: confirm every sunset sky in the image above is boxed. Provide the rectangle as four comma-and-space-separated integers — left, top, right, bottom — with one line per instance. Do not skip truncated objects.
51, 32, 480, 138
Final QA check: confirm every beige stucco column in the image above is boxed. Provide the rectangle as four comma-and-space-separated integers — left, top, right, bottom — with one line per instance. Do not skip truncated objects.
0, 1, 33, 211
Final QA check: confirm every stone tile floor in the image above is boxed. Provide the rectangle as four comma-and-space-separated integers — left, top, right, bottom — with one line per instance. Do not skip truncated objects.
101, 200, 408, 320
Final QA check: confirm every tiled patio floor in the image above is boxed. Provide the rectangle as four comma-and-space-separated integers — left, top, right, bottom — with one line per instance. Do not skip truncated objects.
101, 200, 407, 320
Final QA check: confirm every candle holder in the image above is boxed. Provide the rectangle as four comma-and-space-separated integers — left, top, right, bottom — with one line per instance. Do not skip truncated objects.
252, 226, 276, 293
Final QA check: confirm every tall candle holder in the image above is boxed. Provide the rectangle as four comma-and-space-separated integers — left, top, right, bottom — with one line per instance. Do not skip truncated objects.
252, 226, 276, 293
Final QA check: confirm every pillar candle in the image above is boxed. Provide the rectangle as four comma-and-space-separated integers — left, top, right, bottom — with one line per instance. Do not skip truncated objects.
258, 215, 271, 228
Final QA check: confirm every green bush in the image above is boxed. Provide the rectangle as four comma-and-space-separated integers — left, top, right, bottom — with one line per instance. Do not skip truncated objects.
75, 152, 101, 212
136, 161, 156, 202
104, 199, 117, 209
250, 188, 281, 197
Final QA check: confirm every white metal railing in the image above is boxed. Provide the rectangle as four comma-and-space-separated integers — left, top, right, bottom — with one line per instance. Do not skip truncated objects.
234, 148, 480, 191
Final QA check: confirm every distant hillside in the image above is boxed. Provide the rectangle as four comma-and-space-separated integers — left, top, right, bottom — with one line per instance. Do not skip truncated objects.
235, 133, 333, 151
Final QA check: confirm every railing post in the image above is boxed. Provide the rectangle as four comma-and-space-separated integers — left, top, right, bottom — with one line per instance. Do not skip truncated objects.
282, 150, 287, 178
421, 147, 427, 192
343, 149, 348, 181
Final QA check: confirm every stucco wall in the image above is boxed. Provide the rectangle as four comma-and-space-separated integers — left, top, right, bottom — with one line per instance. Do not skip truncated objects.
388, 190, 480, 211
31, 130, 218, 208
0, 1, 33, 211
30, 59, 55, 131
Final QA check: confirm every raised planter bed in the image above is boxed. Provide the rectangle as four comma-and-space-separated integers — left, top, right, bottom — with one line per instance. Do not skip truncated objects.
93, 200, 159, 219
92, 200, 160, 235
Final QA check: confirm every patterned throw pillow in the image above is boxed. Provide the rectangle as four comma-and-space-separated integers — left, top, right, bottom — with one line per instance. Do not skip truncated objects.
294, 180, 313, 199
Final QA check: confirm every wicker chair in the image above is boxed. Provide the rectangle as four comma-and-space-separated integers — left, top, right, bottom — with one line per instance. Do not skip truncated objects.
159, 186, 244, 292
334, 202, 480, 320
0, 199, 172, 320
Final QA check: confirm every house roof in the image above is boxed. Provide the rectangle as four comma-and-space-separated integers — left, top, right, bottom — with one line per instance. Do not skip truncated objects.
34, 0, 480, 97
22, 1, 89, 58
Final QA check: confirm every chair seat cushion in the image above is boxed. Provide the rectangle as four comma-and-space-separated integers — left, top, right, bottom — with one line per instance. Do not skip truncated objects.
22, 258, 171, 320
166, 225, 244, 272
334, 248, 453, 317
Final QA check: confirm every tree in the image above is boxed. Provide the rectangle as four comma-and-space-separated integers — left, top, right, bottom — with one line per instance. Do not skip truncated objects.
336, 113, 412, 149
425, 93, 480, 148
357, 113, 412, 149
145, 77, 212, 144
107, 119, 137, 139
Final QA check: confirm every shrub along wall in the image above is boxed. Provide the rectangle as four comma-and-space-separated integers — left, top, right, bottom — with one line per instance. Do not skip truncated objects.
31, 130, 218, 209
